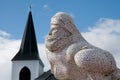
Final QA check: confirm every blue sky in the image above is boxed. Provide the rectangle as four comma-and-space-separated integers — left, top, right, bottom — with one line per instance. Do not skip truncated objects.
0, 1, 120, 80
0, 0, 120, 43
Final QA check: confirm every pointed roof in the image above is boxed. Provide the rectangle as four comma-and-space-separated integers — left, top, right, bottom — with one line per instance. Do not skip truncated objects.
12, 11, 44, 66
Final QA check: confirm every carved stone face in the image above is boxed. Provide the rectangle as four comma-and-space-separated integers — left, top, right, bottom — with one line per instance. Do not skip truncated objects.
46, 15, 72, 52
48, 25, 71, 40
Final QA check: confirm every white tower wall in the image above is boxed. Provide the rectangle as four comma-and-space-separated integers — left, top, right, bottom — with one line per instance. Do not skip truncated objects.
11, 60, 44, 80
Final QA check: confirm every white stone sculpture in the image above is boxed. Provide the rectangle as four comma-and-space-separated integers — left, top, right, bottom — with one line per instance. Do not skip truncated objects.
45, 12, 120, 80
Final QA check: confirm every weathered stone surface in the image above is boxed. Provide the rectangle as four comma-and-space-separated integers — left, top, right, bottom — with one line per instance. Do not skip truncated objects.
45, 12, 120, 80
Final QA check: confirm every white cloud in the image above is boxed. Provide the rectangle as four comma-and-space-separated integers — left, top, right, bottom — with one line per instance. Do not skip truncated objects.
38, 44, 50, 71
82, 18, 120, 68
0, 30, 10, 38
69, 13, 75, 19
43, 4, 48, 9
43, 4, 50, 12
0, 18, 120, 80
0, 31, 21, 80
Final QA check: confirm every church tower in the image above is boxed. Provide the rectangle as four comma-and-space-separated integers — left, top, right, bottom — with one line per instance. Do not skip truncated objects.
11, 11, 44, 80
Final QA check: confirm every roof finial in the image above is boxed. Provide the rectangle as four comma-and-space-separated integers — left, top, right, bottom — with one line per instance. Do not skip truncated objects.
29, 4, 32, 11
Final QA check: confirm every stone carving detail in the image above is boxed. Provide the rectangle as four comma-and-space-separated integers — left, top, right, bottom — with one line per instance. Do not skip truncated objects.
45, 12, 120, 80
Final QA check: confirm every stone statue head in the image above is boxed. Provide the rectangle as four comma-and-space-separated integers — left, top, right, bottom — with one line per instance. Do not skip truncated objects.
46, 12, 80, 52
50, 12, 80, 35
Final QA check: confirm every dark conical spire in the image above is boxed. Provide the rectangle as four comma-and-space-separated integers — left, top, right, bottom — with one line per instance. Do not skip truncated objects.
12, 11, 44, 66
19, 11, 39, 58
